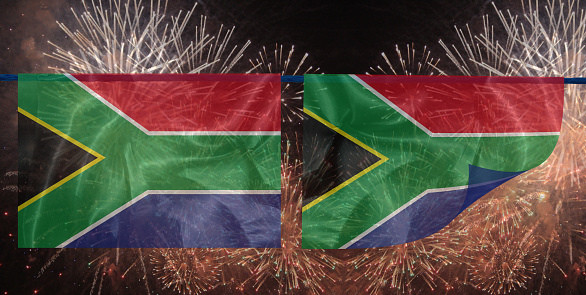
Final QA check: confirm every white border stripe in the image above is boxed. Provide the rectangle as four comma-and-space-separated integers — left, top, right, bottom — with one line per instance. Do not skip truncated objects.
348, 74, 433, 135
339, 176, 517, 249
65, 74, 152, 134
148, 131, 281, 136
339, 185, 466, 249
349, 74, 560, 137
65, 74, 280, 137
57, 190, 281, 248
423, 131, 559, 137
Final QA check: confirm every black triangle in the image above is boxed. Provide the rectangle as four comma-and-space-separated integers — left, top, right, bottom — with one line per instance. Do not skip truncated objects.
18, 113, 97, 207
303, 113, 381, 206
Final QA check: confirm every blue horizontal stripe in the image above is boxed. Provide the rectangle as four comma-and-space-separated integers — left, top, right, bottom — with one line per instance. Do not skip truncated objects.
65, 193, 281, 248
347, 165, 521, 248
347, 188, 468, 248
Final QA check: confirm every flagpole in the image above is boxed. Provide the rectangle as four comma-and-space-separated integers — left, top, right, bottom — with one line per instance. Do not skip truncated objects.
0, 74, 18, 81
563, 78, 586, 84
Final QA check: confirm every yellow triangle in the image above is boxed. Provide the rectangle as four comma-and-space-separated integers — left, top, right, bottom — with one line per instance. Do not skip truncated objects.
302, 108, 389, 212
17, 107, 105, 211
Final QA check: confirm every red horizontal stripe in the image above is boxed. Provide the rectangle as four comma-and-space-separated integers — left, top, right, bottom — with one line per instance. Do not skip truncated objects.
73, 73, 282, 83
358, 75, 564, 134
73, 74, 280, 132
359, 75, 564, 85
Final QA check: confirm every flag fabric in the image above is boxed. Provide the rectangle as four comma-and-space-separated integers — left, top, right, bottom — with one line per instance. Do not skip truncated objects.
18, 73, 281, 248
302, 74, 564, 249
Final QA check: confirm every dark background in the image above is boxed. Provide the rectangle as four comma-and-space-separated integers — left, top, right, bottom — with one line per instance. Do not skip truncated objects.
191, 0, 517, 73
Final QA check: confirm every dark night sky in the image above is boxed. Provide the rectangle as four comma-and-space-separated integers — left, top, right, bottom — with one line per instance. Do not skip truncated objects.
193, 0, 515, 73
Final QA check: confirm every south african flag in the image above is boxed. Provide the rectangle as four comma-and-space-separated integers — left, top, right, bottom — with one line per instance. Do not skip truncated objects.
18, 74, 281, 248
302, 74, 564, 249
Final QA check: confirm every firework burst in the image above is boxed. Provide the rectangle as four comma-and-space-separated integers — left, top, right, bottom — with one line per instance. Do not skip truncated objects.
150, 248, 223, 294
234, 139, 341, 294
46, 0, 249, 73
367, 44, 440, 76
467, 226, 540, 294
249, 44, 320, 124
348, 231, 465, 295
